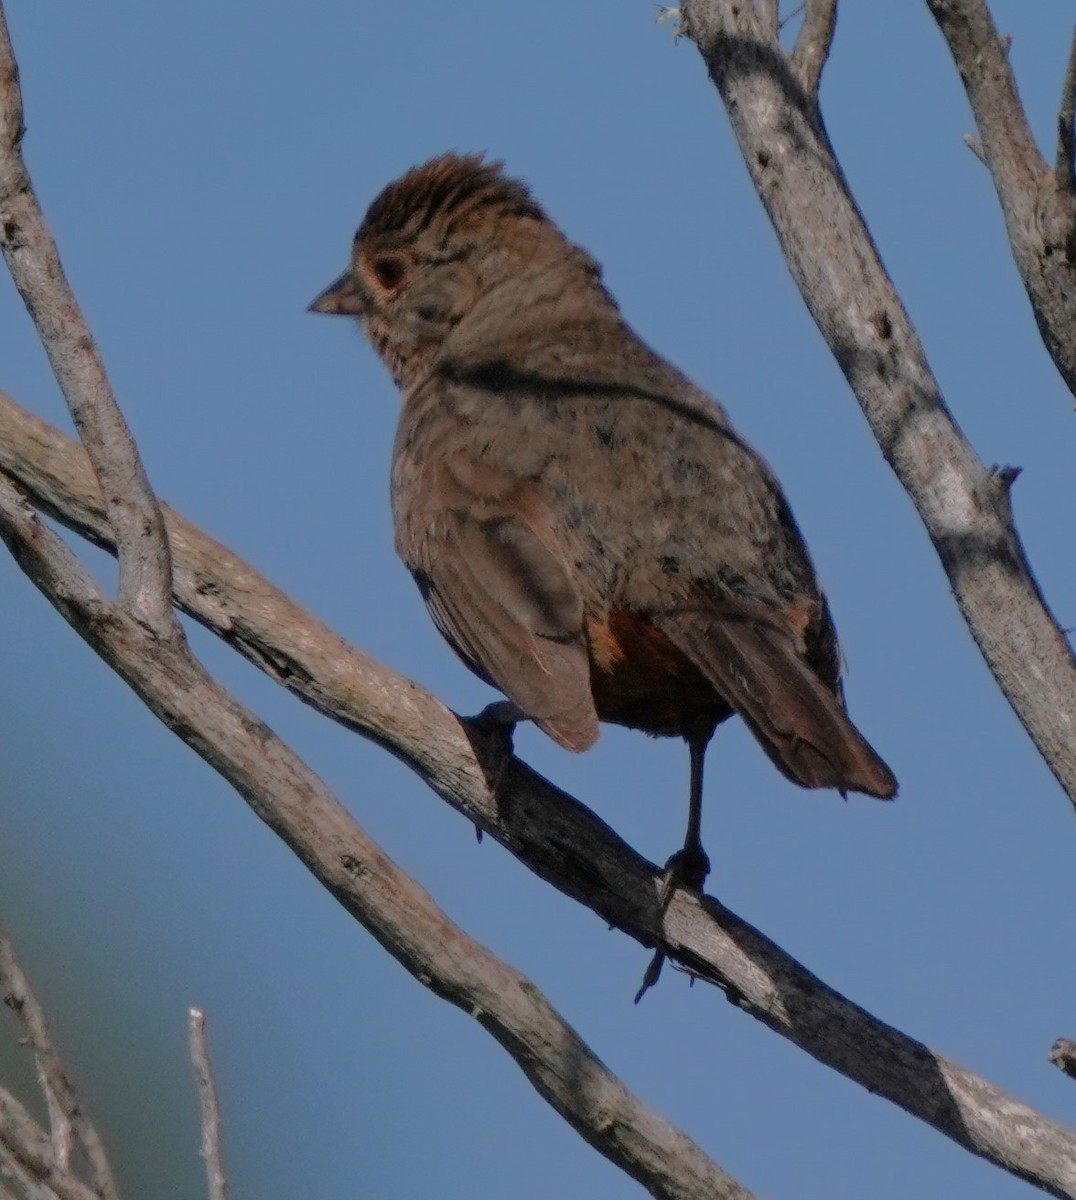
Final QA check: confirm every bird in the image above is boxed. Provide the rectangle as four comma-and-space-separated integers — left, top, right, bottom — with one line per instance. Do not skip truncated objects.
310, 153, 897, 995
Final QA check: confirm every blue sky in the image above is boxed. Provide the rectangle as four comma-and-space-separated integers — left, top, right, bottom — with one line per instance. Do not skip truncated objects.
1, 3, 1074, 1197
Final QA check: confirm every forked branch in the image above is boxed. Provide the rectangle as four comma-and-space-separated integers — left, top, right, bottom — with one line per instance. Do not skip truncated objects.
681, 0, 1076, 808
0, 929, 118, 1200
0, 469, 752, 1200
0, 4, 176, 634
2, 393, 1075, 1198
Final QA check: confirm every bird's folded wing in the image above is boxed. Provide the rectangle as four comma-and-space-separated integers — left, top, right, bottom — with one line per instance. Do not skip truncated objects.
409, 457, 598, 752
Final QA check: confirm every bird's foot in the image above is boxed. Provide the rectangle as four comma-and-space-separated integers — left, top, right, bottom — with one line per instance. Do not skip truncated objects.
466, 701, 525, 839
471, 699, 523, 742
634, 951, 666, 1004
658, 843, 711, 907
634, 844, 711, 1004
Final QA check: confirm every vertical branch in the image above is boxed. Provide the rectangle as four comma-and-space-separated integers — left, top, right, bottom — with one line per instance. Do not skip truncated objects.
791, 0, 837, 96
188, 1011, 227, 1200
0, 4, 177, 634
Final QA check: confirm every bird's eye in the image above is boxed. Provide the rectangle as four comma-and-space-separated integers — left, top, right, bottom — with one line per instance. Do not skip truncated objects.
371, 253, 408, 292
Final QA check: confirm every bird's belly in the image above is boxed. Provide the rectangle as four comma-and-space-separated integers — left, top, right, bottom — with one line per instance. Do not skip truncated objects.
585, 610, 731, 738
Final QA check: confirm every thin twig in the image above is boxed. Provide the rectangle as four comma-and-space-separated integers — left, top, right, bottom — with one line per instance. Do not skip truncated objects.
0, 936, 118, 1200
1051, 1038, 1076, 1081
0, 3, 176, 635
1056, 27, 1076, 194
0, 471, 755, 1200
790, 0, 836, 97
779, 2, 804, 30
2, 395, 1076, 1197
188, 1011, 226, 1200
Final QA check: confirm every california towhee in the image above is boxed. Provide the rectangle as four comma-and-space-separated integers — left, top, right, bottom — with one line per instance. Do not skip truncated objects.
311, 153, 897, 993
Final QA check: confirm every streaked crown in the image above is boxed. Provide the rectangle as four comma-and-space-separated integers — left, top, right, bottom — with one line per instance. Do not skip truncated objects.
357, 153, 547, 250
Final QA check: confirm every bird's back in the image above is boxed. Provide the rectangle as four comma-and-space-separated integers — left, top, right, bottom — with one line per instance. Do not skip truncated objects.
405, 293, 837, 669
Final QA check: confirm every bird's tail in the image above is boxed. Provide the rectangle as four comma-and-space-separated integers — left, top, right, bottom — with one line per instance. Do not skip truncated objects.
654, 606, 897, 800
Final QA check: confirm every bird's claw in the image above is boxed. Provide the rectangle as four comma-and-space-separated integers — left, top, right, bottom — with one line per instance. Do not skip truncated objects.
634, 950, 666, 1004
635, 844, 710, 1004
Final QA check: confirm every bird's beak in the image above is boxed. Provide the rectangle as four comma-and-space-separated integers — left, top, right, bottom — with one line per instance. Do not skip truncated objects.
308, 271, 365, 316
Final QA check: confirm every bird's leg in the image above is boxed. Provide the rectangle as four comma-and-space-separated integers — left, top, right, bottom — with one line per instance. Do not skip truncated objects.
660, 729, 713, 902
635, 726, 714, 1004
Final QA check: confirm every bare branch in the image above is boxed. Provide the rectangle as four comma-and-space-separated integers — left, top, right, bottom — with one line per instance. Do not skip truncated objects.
759, 0, 779, 40
1051, 1039, 1076, 1082
0, 1139, 63, 1200
3, 396, 1076, 1198
0, 936, 118, 1200
924, 1, 1043, 197
680, 0, 1076, 810
790, 0, 836, 96
1057, 27, 1076, 195
0, 470, 755, 1200
188, 1011, 226, 1200
0, 3, 176, 634
0, 1086, 98, 1200
926, 0, 1076, 400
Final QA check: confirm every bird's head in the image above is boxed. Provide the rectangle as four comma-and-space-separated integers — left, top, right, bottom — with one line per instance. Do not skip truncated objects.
310, 153, 566, 387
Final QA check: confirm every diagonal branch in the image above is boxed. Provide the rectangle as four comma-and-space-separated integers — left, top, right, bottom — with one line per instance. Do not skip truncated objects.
0, 936, 118, 1200
680, 0, 1076, 810
0, 3, 176, 634
0, 1084, 100, 1200
2, 392, 1075, 1197
0, 469, 755, 1200
925, 1, 1076, 399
